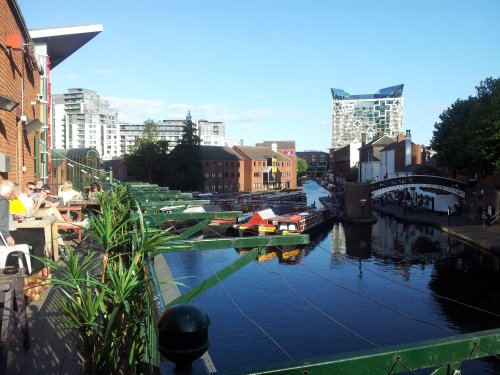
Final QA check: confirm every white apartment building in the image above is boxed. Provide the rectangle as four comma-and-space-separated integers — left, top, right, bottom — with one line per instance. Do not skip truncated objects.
330, 84, 404, 150
198, 120, 225, 146
120, 120, 186, 155
52, 88, 120, 160
121, 119, 242, 155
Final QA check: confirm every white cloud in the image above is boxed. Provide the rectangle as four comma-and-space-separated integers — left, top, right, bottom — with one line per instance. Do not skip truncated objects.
105, 97, 304, 125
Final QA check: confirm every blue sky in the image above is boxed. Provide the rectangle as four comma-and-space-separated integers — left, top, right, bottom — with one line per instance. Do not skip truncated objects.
19, 0, 499, 152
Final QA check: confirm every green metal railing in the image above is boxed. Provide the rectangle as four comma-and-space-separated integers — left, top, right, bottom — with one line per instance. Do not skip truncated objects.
129, 182, 500, 375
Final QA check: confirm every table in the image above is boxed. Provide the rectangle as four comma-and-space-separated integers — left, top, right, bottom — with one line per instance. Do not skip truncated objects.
16, 217, 59, 261
58, 206, 83, 222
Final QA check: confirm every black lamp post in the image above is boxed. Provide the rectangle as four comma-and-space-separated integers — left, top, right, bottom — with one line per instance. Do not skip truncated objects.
157, 304, 211, 374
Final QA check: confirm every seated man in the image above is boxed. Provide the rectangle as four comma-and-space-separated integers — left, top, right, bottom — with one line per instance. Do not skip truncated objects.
33, 184, 66, 221
18, 181, 36, 216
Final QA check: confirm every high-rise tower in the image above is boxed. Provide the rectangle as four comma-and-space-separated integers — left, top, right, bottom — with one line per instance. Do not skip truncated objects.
331, 84, 404, 150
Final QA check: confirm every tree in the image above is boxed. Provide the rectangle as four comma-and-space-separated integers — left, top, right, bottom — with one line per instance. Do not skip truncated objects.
124, 120, 169, 184
296, 156, 308, 179
166, 112, 205, 191
431, 77, 500, 178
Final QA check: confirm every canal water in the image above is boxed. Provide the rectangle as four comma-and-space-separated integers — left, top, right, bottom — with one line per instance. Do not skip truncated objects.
162, 180, 500, 374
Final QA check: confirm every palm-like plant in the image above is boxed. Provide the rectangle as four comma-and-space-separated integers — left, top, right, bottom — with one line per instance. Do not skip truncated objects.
41, 184, 176, 374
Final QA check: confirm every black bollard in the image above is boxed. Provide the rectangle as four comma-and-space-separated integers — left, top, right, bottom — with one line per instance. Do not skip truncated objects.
157, 304, 211, 374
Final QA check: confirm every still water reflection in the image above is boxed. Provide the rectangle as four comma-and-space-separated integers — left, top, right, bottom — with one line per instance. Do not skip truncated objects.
163, 181, 500, 374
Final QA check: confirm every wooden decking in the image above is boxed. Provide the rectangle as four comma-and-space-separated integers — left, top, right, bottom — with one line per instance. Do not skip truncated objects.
4, 237, 216, 374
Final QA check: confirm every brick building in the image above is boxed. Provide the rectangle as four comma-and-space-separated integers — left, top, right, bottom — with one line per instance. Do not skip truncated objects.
200, 146, 243, 194
330, 143, 361, 186
296, 151, 329, 178
233, 146, 296, 192
0, 0, 42, 185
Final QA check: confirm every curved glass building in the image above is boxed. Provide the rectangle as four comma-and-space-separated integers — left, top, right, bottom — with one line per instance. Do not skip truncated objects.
330, 84, 404, 150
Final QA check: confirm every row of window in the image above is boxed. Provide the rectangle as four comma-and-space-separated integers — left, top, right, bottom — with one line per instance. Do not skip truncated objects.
204, 184, 238, 190
205, 161, 239, 168
205, 172, 240, 178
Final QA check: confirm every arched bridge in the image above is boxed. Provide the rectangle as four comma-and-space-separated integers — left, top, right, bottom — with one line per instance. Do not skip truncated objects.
371, 175, 465, 199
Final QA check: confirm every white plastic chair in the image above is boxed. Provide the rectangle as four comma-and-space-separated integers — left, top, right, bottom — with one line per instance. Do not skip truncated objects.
0, 232, 32, 275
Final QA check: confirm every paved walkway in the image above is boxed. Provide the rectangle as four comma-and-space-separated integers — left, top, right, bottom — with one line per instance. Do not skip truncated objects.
373, 202, 500, 253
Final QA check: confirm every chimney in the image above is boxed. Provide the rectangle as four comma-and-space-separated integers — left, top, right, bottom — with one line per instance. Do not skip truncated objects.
271, 142, 277, 152
405, 130, 412, 166
361, 133, 366, 146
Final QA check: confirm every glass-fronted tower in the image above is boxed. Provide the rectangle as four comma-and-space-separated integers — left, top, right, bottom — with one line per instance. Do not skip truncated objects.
331, 84, 404, 150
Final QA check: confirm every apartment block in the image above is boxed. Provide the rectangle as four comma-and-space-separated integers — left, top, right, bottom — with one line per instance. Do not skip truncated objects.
52, 88, 120, 160
331, 85, 404, 150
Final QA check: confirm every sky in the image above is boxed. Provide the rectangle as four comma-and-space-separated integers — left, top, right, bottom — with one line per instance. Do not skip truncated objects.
18, 0, 500, 152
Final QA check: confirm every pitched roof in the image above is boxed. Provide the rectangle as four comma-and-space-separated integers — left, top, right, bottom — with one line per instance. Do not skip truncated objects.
255, 141, 296, 149
360, 135, 396, 149
200, 146, 242, 160
234, 146, 291, 161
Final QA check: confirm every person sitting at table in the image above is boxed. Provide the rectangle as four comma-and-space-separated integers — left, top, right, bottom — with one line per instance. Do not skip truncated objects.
33, 184, 66, 221
30, 179, 44, 202
10, 183, 27, 218
58, 181, 82, 205
18, 181, 36, 216
87, 181, 102, 199
0, 179, 46, 276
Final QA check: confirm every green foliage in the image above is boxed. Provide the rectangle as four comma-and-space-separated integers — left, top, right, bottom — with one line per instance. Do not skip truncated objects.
166, 112, 205, 191
296, 156, 308, 179
124, 120, 169, 185
431, 77, 500, 177
40, 184, 176, 373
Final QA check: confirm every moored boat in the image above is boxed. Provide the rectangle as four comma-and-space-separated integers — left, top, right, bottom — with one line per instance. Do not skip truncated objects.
271, 207, 336, 235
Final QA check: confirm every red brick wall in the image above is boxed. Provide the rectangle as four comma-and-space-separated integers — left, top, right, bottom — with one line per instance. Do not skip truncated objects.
202, 159, 241, 193
0, 1, 40, 186
344, 182, 372, 219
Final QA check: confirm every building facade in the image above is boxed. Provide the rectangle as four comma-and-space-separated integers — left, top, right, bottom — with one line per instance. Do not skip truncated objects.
233, 146, 296, 192
120, 119, 241, 156
296, 151, 330, 178
331, 84, 404, 150
379, 130, 422, 180
120, 119, 186, 155
200, 146, 243, 194
52, 88, 120, 160
0, 0, 42, 185
198, 120, 225, 146
330, 142, 361, 186
358, 135, 396, 183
